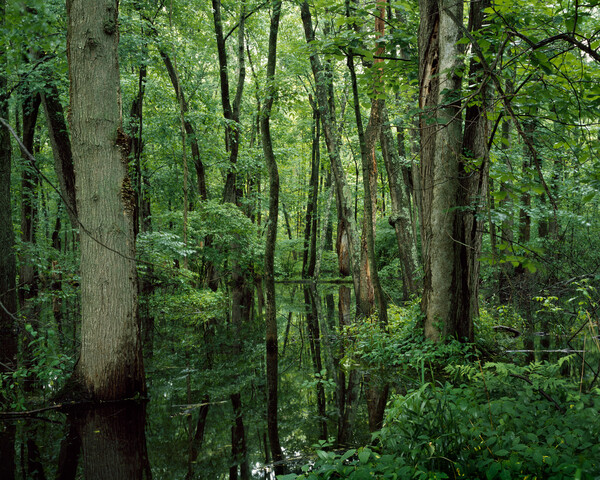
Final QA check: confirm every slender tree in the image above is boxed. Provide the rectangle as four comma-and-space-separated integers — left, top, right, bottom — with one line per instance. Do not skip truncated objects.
0, 0, 17, 475
262, 2, 284, 471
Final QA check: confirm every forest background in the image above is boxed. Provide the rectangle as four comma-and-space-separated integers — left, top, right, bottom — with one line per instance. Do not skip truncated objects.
1, 0, 600, 478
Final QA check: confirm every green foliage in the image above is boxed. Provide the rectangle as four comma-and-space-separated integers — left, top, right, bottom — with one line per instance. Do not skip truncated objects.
342, 301, 475, 388
286, 360, 600, 480
1, 324, 74, 410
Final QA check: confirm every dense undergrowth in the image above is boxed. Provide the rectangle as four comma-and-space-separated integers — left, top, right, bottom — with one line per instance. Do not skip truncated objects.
281, 301, 600, 480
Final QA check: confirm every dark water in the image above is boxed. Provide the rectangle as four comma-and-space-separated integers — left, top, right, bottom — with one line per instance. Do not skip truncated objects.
0, 283, 369, 479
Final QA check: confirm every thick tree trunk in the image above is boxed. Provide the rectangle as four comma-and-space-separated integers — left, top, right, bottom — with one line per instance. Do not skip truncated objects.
66, 0, 145, 399
419, 0, 467, 341
452, 0, 491, 341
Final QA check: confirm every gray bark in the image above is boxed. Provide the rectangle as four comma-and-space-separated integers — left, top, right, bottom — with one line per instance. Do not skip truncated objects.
67, 0, 145, 399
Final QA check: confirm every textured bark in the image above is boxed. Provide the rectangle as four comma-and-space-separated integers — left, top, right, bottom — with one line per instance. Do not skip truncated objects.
418, 0, 491, 341
66, 0, 145, 399
261, 0, 284, 473
419, 0, 464, 341
452, 0, 491, 342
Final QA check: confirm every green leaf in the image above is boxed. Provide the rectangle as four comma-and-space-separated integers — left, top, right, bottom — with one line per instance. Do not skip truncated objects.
358, 447, 371, 463
486, 462, 501, 479
340, 449, 356, 462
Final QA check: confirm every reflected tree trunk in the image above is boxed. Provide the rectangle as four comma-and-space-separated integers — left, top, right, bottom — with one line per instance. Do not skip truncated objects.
55, 419, 81, 480
74, 403, 150, 480
304, 286, 327, 440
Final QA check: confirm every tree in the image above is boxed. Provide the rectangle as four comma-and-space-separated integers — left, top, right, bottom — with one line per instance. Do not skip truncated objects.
262, 1, 284, 472
418, 0, 490, 342
0, 0, 17, 475
66, 0, 145, 400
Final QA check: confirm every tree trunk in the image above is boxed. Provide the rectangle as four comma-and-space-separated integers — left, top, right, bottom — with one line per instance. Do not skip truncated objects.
452, 0, 491, 340
128, 58, 155, 357
40, 80, 78, 228
213, 0, 246, 205
66, 0, 145, 400
160, 50, 208, 201
302, 103, 320, 279
0, 0, 17, 473
19, 91, 41, 392
380, 111, 419, 298
261, 0, 284, 473
419, 0, 483, 341
300, 1, 361, 300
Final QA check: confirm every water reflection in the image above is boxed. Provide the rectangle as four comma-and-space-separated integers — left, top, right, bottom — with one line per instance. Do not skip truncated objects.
71, 402, 150, 480
0, 284, 368, 479
0, 402, 150, 480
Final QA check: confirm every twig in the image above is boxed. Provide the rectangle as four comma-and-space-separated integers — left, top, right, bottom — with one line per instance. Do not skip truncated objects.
509, 374, 566, 414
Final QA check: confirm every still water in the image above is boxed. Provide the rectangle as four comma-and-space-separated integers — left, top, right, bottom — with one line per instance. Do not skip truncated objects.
1, 283, 369, 479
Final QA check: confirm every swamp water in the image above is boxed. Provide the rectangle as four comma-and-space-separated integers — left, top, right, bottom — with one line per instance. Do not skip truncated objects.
0, 283, 371, 479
